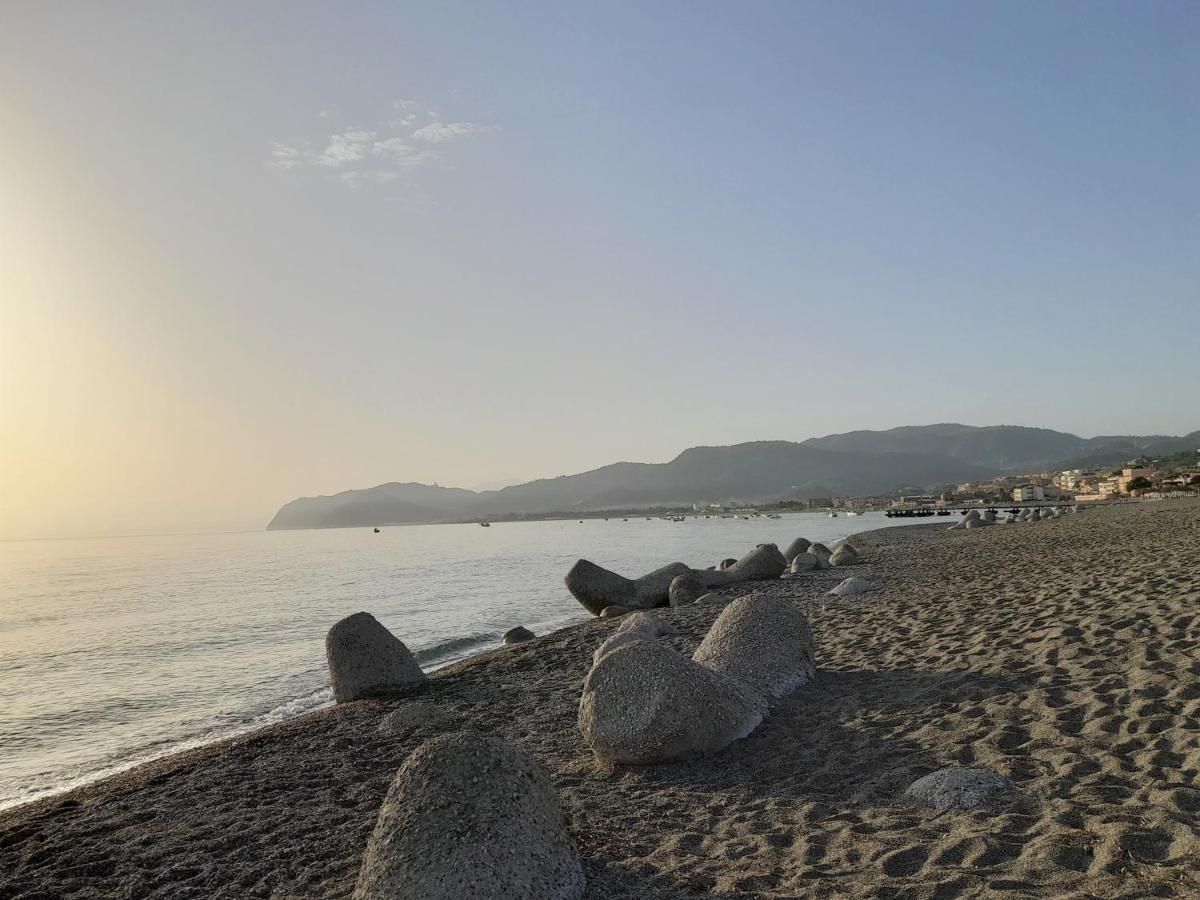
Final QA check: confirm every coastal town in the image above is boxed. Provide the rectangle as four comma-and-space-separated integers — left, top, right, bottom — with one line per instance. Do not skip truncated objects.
839, 452, 1200, 513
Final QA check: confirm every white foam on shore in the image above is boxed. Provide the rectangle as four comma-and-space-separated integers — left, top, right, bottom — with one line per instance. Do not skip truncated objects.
0, 686, 336, 812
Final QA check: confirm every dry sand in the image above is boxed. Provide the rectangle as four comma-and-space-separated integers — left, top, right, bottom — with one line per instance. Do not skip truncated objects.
3, 499, 1200, 898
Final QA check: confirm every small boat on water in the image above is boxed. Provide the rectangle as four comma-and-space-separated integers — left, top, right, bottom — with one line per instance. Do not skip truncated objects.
846, 511, 861, 517
373, 527, 380, 533
827, 512, 838, 518
479, 521, 490, 527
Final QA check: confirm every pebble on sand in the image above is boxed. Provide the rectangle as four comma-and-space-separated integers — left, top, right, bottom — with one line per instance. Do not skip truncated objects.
828, 576, 875, 597
376, 701, 452, 738
904, 767, 1017, 812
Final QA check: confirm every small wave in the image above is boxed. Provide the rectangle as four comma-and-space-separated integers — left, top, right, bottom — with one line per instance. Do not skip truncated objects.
0, 687, 335, 812
415, 631, 498, 667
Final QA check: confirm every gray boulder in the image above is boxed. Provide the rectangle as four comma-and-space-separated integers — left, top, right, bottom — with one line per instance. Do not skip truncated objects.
789, 552, 818, 573
692, 596, 816, 700
668, 572, 709, 607
904, 767, 1017, 812
326, 612, 426, 703
565, 559, 691, 616
679, 544, 790, 593
592, 611, 677, 665
808, 542, 831, 562
829, 544, 858, 566
579, 640, 764, 765
829, 576, 875, 597
502, 626, 536, 645
377, 701, 452, 738
718, 558, 738, 570
722, 543, 788, 581
964, 517, 994, 528
782, 537, 811, 563
354, 732, 584, 900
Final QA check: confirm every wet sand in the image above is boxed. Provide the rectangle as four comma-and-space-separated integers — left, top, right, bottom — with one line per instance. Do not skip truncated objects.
3, 500, 1200, 898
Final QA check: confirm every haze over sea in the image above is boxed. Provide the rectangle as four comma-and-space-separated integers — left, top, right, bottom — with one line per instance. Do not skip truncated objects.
0, 512, 888, 809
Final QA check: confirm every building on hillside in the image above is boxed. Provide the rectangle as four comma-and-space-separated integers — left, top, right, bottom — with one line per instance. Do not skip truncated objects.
1117, 466, 1155, 493
1055, 469, 1095, 491
1098, 479, 1121, 496
1012, 484, 1046, 502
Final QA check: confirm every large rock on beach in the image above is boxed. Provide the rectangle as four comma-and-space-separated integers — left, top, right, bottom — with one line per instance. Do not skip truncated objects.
502, 626, 536, 645
579, 640, 764, 765
718, 558, 738, 571
354, 732, 585, 900
565, 559, 691, 616
692, 596, 816, 700
829, 544, 858, 566
668, 572, 709, 607
808, 542, 831, 562
964, 517, 994, 528
904, 767, 1017, 812
592, 611, 677, 665
789, 552, 818, 573
326, 612, 426, 704
782, 537, 811, 564
721, 543, 788, 581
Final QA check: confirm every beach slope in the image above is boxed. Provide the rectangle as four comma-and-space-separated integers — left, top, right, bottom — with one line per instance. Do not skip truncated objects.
3, 501, 1200, 898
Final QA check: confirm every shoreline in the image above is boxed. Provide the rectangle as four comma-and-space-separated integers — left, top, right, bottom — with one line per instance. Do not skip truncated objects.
0, 513, 875, 814
5, 501, 1200, 897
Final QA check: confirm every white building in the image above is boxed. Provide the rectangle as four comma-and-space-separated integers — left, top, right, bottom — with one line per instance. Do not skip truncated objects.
1012, 484, 1046, 502
1055, 469, 1094, 491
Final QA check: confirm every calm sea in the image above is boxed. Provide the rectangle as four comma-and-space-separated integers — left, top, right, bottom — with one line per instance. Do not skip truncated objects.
0, 511, 892, 809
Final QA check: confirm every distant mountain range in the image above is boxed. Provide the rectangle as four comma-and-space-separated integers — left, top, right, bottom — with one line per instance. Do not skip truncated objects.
266, 423, 1200, 530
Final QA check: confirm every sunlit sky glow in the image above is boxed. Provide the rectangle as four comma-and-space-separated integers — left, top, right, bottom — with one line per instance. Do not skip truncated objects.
1, 2, 1197, 539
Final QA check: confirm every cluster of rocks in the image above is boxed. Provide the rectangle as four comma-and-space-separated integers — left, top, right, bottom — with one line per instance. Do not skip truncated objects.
950, 506, 1079, 530
324, 613, 585, 898
565, 536, 867, 617
578, 596, 816, 764
324, 532, 881, 898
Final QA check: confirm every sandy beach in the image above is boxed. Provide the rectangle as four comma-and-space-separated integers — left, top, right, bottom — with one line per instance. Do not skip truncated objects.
3, 499, 1200, 898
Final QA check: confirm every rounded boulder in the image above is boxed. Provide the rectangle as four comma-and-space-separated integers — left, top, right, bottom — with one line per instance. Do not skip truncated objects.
354, 732, 585, 900
579, 641, 763, 765
502, 626, 536, 645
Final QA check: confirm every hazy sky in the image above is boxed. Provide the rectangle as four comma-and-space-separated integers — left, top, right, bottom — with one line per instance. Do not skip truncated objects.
1, 2, 1197, 539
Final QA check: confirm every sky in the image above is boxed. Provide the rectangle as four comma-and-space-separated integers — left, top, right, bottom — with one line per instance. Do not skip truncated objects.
1, 2, 1197, 540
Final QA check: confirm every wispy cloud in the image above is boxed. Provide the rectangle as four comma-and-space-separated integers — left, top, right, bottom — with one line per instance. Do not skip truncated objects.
269, 98, 498, 188
411, 121, 500, 143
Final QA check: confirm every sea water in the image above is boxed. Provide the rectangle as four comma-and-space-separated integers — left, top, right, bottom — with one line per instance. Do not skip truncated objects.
0, 511, 892, 809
